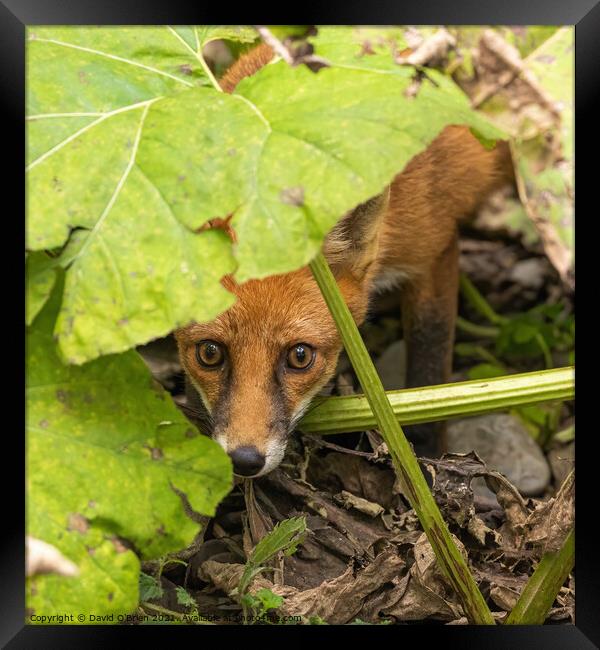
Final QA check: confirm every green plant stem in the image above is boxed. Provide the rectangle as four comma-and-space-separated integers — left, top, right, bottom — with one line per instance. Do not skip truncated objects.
554, 424, 575, 443
300, 367, 574, 435
460, 273, 507, 325
196, 52, 223, 93
191, 28, 223, 92
456, 316, 500, 338
309, 252, 494, 625
505, 529, 574, 625
534, 331, 554, 369
454, 342, 505, 366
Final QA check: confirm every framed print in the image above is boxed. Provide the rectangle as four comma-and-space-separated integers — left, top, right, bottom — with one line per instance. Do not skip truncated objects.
5, 1, 596, 646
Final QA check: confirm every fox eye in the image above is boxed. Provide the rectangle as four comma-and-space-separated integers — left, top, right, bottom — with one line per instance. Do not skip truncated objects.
196, 340, 225, 368
287, 344, 315, 370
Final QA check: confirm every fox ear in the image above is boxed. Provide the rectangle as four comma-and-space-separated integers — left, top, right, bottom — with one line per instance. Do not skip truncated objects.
323, 187, 390, 280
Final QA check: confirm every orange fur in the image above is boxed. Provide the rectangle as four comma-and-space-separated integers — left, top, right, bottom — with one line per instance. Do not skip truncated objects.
219, 43, 275, 92
175, 43, 514, 472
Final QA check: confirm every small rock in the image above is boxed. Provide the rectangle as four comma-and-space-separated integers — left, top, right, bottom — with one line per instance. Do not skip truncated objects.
547, 442, 575, 487
447, 414, 551, 499
375, 340, 406, 391
509, 258, 548, 290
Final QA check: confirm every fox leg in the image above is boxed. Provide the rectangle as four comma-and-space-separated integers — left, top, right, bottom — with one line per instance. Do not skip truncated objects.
400, 229, 459, 458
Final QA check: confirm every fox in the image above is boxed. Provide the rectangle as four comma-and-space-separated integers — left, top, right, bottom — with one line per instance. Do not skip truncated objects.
175, 43, 514, 478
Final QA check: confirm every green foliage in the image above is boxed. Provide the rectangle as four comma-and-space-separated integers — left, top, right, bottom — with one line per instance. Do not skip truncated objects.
506, 528, 574, 625
269, 26, 314, 41
25, 251, 58, 325
455, 342, 507, 380
26, 283, 232, 620
194, 26, 257, 49
139, 572, 164, 601
450, 26, 573, 278
513, 403, 562, 447
460, 274, 573, 370
175, 585, 198, 609
254, 587, 284, 611
495, 303, 573, 366
554, 424, 575, 443
499, 26, 560, 58
233, 516, 306, 624
458, 276, 573, 444
310, 26, 409, 70
238, 516, 307, 597
308, 615, 328, 625
493, 29, 573, 273
525, 28, 573, 158
467, 363, 508, 381
27, 25, 504, 365
240, 587, 285, 623
309, 252, 496, 625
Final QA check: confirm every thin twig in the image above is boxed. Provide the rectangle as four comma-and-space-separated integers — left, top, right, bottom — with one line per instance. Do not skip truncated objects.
472, 30, 560, 116
396, 28, 456, 67
254, 26, 295, 65
302, 433, 378, 459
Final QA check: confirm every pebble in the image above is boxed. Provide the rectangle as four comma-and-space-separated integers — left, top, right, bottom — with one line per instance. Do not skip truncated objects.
509, 258, 548, 289
447, 413, 552, 498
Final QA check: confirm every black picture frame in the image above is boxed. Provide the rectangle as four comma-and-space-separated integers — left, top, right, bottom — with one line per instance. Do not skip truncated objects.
7, 1, 596, 647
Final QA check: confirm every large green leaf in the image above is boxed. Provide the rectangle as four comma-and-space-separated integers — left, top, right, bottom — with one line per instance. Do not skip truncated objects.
228, 57, 504, 281
525, 27, 573, 159
139, 60, 503, 283
309, 26, 409, 70
513, 28, 574, 280
26, 286, 232, 620
195, 26, 257, 47
27, 26, 505, 364
25, 251, 58, 325
26, 25, 255, 248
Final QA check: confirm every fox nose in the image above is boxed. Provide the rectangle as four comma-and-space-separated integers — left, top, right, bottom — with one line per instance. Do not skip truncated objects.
229, 446, 266, 477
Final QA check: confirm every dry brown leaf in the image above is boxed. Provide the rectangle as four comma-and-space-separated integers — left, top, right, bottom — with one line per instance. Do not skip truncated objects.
523, 470, 574, 554
202, 550, 406, 624
199, 559, 297, 600
484, 472, 529, 521
262, 470, 390, 554
474, 563, 529, 613
425, 452, 502, 548
381, 533, 465, 622
490, 584, 521, 610
307, 452, 398, 510
334, 490, 385, 518
243, 479, 274, 548
283, 550, 404, 623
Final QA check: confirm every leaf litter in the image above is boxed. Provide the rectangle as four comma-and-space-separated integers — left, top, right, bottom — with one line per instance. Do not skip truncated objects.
139, 220, 574, 624
141, 432, 574, 624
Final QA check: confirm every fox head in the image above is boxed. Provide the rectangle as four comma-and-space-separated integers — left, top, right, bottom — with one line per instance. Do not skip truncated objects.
175, 190, 389, 477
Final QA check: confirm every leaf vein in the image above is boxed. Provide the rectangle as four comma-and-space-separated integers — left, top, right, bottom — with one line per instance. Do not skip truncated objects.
30, 36, 194, 88
26, 98, 159, 171
70, 103, 152, 266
